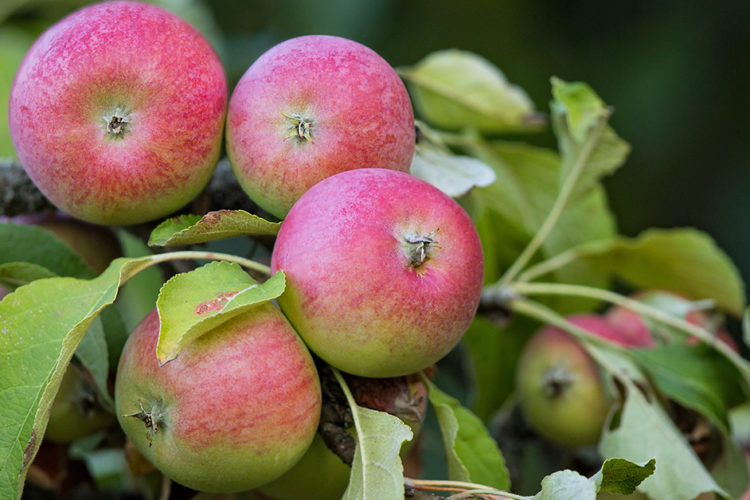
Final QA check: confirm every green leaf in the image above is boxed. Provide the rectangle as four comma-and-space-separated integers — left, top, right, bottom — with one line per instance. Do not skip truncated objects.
710, 429, 750, 499
0, 27, 33, 157
578, 228, 745, 317
599, 383, 725, 500
629, 344, 746, 431
156, 262, 286, 364
343, 406, 413, 500
550, 78, 630, 207
0, 255, 162, 499
410, 144, 496, 198
528, 458, 654, 500
551, 78, 605, 142
400, 49, 542, 132
592, 458, 656, 495
0, 223, 93, 279
463, 315, 532, 420
148, 209, 280, 247
0, 258, 126, 403
468, 141, 616, 312
584, 342, 648, 389
532, 469, 595, 500
427, 382, 510, 490
73, 316, 112, 408
114, 229, 164, 332
0, 262, 57, 291
99, 304, 129, 373
744, 306, 750, 348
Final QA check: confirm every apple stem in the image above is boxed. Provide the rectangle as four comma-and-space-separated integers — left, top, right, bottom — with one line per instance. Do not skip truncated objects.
405, 478, 528, 499
403, 229, 439, 268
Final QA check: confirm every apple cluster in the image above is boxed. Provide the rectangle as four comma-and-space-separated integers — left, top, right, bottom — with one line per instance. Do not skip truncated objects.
10, 1, 486, 495
516, 290, 735, 449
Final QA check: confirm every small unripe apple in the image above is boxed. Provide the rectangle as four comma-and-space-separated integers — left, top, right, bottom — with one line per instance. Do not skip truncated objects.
226, 35, 415, 218
114, 305, 322, 493
271, 168, 484, 378
9, 1, 227, 225
44, 363, 114, 443
258, 372, 428, 500
516, 315, 620, 447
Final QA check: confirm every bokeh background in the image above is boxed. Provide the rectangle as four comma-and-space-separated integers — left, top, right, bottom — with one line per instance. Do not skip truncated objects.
2, 0, 749, 282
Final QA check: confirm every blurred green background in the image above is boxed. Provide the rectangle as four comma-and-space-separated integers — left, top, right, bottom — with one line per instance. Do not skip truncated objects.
2, 0, 749, 286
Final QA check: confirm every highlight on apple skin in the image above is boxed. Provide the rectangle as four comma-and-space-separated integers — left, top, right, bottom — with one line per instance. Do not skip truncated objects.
226, 34, 416, 219
9, 1, 227, 226
271, 168, 484, 378
114, 305, 322, 493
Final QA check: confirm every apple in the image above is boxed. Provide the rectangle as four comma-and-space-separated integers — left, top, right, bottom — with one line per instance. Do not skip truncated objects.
256, 434, 351, 500
271, 168, 484, 378
226, 35, 415, 218
605, 290, 737, 350
44, 363, 114, 443
258, 372, 428, 500
9, 1, 227, 226
114, 305, 322, 493
516, 314, 621, 447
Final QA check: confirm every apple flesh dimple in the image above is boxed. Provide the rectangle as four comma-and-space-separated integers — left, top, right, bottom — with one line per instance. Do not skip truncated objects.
271, 168, 484, 378
516, 315, 621, 448
9, 1, 227, 226
226, 35, 415, 219
114, 305, 322, 493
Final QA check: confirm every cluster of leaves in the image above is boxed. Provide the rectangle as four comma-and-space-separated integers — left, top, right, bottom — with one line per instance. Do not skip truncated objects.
1, 50, 749, 500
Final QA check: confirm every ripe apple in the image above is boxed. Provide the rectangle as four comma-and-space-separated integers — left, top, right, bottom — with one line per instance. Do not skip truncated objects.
516, 315, 621, 447
114, 305, 322, 493
9, 1, 227, 226
226, 35, 415, 218
605, 290, 737, 350
271, 168, 484, 378
44, 363, 114, 443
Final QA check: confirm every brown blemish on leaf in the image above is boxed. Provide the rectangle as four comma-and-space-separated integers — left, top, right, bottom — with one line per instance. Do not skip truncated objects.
199, 209, 231, 227
194, 291, 240, 315
21, 429, 37, 471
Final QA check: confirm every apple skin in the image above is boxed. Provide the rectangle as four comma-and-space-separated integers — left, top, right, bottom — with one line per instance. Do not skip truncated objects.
114, 305, 322, 493
516, 315, 620, 447
9, 1, 227, 226
605, 290, 737, 350
271, 168, 484, 378
44, 363, 114, 443
258, 373, 428, 500
257, 434, 351, 500
226, 35, 415, 218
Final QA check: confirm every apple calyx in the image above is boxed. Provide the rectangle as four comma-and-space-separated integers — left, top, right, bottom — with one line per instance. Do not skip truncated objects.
103, 106, 131, 137
124, 400, 164, 446
76, 383, 100, 417
282, 112, 313, 143
541, 363, 577, 398
402, 228, 439, 269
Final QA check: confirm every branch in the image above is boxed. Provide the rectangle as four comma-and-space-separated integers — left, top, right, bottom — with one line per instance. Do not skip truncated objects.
0, 159, 54, 216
